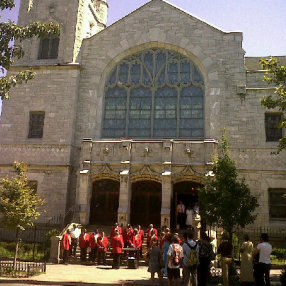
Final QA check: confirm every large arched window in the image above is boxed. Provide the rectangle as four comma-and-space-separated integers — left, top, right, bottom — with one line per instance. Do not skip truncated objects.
102, 49, 204, 138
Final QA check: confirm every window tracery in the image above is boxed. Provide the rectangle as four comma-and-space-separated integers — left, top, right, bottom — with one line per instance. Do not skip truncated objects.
103, 48, 204, 138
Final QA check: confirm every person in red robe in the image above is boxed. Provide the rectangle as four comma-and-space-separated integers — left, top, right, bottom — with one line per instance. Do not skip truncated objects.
111, 229, 124, 269
125, 224, 134, 247
79, 228, 90, 261
89, 229, 100, 263
97, 231, 109, 265
110, 222, 122, 239
134, 228, 142, 249
147, 224, 158, 248
160, 227, 171, 249
133, 228, 142, 260
148, 229, 159, 248
138, 225, 145, 257
61, 229, 71, 264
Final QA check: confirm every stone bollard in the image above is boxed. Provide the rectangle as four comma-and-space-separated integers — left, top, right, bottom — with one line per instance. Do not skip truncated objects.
50, 236, 61, 263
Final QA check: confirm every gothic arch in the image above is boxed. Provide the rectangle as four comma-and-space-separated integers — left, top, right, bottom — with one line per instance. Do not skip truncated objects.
90, 164, 120, 183
130, 165, 161, 184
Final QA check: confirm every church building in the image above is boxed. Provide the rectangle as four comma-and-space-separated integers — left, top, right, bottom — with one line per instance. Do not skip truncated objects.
0, 0, 285, 228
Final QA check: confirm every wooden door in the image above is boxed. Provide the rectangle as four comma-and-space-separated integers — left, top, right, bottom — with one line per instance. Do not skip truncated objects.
130, 181, 162, 228
89, 180, 119, 225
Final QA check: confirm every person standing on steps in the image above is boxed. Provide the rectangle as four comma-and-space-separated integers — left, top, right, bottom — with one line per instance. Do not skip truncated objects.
61, 229, 71, 264
69, 224, 80, 257
111, 228, 124, 269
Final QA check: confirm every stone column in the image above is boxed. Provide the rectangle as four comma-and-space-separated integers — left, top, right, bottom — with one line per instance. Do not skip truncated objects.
118, 170, 130, 227
77, 138, 92, 225
161, 171, 172, 228
78, 170, 90, 224
161, 141, 172, 228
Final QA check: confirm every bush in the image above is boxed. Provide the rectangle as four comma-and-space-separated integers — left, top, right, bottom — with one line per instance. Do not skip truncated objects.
272, 248, 286, 261
0, 242, 45, 261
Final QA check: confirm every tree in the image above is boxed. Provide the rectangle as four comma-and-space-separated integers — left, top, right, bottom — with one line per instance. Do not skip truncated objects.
199, 131, 259, 238
0, 162, 44, 269
260, 57, 286, 153
0, 0, 60, 99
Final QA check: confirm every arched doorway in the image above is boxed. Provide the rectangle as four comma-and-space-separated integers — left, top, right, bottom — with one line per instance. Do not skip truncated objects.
89, 179, 119, 225
130, 181, 162, 228
171, 181, 203, 229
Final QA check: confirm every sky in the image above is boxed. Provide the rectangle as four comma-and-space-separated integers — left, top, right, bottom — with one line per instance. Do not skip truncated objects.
1, 0, 286, 113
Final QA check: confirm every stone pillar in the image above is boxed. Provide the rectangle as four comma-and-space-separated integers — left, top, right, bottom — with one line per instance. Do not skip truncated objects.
78, 170, 90, 225
77, 138, 92, 225
118, 170, 131, 227
161, 171, 172, 228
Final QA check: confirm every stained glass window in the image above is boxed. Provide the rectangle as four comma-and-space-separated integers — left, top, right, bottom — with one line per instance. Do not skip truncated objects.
102, 49, 204, 138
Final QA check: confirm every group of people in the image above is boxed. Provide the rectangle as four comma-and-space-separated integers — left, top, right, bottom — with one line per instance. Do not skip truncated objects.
61, 224, 109, 265
147, 228, 215, 286
61, 223, 149, 269
217, 232, 272, 286
61, 223, 273, 286
177, 201, 201, 233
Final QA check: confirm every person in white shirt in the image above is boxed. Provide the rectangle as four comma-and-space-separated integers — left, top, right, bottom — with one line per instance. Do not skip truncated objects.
254, 233, 272, 286
70, 224, 80, 256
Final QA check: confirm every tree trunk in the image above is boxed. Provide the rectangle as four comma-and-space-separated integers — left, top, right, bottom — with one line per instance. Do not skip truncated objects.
13, 228, 21, 270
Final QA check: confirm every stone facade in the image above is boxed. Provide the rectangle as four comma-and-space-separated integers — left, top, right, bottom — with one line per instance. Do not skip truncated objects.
0, 0, 285, 227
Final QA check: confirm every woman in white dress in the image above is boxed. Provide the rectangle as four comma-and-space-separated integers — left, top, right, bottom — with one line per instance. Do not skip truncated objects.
185, 205, 194, 229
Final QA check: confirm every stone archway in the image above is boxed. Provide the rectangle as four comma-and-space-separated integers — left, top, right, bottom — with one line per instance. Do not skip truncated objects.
130, 180, 162, 228
89, 179, 120, 225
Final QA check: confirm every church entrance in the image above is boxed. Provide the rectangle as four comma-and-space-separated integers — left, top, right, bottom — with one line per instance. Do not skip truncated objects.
171, 181, 202, 230
89, 179, 119, 225
130, 181, 162, 228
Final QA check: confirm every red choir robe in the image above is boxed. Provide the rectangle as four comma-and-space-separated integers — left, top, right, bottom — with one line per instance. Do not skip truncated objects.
147, 227, 158, 247
134, 234, 142, 249
90, 233, 100, 249
61, 233, 70, 251
139, 229, 145, 242
111, 234, 124, 254
97, 236, 109, 252
110, 226, 122, 239
126, 227, 134, 246
148, 234, 158, 248
79, 233, 90, 249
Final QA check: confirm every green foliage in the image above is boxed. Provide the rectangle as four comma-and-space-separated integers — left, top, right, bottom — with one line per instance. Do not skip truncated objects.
260, 57, 286, 153
0, 162, 45, 231
0, 0, 60, 99
0, 161, 45, 267
0, 242, 45, 261
199, 131, 259, 235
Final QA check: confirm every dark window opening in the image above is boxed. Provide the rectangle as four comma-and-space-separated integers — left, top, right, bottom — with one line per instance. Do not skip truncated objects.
269, 188, 286, 220
265, 113, 282, 142
38, 36, 59, 59
28, 112, 45, 138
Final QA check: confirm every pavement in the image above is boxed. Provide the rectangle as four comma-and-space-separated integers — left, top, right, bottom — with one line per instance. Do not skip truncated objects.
0, 263, 283, 285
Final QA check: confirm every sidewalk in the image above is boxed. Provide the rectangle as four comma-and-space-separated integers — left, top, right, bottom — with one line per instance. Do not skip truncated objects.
0, 264, 282, 285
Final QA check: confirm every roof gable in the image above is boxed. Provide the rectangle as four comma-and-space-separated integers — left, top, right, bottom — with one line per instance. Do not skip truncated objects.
99, 0, 226, 38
